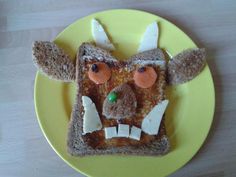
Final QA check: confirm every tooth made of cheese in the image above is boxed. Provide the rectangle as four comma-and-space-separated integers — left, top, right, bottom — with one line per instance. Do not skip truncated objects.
91, 19, 115, 51
129, 126, 142, 140
82, 96, 102, 134
104, 127, 117, 139
138, 22, 158, 53
117, 124, 130, 138
141, 100, 169, 135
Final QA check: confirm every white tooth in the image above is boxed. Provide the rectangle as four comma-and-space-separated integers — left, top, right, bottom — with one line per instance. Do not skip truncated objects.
104, 127, 117, 139
138, 21, 158, 52
117, 124, 130, 137
82, 96, 102, 134
141, 100, 169, 135
129, 126, 142, 140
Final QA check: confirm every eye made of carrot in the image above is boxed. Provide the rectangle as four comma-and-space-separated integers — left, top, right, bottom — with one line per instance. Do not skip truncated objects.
134, 66, 157, 88
88, 62, 111, 84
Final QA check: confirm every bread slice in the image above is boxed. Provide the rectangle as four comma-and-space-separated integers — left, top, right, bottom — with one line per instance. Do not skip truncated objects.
167, 48, 206, 85
67, 43, 170, 156
32, 41, 75, 82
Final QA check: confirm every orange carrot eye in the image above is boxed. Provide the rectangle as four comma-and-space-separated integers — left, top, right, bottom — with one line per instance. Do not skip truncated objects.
134, 66, 157, 88
88, 62, 111, 84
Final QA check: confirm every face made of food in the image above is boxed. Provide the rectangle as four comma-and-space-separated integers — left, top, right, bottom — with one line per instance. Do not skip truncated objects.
77, 56, 168, 149
32, 19, 205, 152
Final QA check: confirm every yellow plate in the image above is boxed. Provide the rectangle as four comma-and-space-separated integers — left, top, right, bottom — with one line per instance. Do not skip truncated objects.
34, 9, 215, 177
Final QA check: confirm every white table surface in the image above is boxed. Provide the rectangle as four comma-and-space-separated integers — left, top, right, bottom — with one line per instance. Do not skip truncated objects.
1, 0, 236, 177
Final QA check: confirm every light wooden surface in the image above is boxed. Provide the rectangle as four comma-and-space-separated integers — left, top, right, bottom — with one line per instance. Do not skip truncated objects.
1, 0, 236, 177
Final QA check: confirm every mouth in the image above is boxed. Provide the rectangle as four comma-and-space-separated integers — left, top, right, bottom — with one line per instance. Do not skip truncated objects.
104, 124, 141, 140
82, 87, 169, 142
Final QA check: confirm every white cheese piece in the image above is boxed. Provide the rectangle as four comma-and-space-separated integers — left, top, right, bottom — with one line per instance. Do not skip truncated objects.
91, 19, 115, 51
82, 96, 102, 134
104, 127, 117, 139
117, 124, 130, 137
129, 126, 142, 140
82, 96, 93, 107
141, 100, 169, 135
138, 22, 158, 52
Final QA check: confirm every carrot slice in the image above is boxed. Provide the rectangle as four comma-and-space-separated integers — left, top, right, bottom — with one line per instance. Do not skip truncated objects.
88, 62, 111, 84
134, 66, 157, 88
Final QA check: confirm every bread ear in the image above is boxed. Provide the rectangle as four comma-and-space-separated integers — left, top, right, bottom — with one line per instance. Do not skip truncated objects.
32, 41, 75, 82
167, 48, 206, 85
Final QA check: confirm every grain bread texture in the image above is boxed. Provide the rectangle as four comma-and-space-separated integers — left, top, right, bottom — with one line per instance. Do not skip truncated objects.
167, 48, 206, 85
128, 48, 166, 69
67, 43, 170, 156
79, 42, 117, 63
32, 41, 75, 82
128, 48, 165, 61
102, 83, 137, 119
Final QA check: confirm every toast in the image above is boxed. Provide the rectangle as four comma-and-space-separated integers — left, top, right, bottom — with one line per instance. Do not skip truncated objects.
32, 41, 75, 82
32, 41, 206, 157
32, 19, 206, 158
167, 48, 206, 85
67, 43, 170, 156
